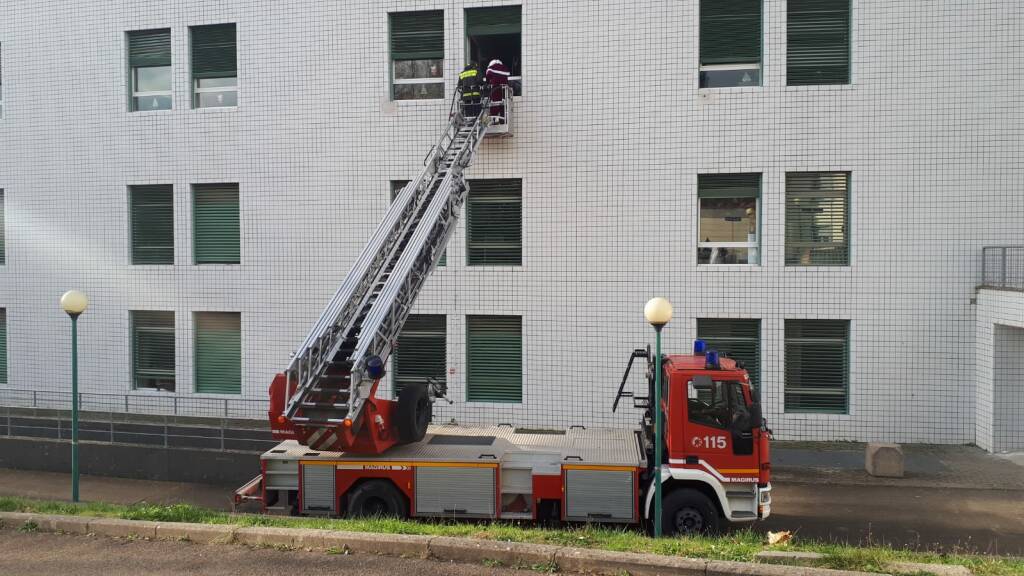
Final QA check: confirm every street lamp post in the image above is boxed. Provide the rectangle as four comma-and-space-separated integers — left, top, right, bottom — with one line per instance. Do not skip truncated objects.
644, 297, 673, 538
60, 290, 89, 503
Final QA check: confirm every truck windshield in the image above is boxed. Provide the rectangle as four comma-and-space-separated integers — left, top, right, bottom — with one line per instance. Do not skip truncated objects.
688, 379, 749, 430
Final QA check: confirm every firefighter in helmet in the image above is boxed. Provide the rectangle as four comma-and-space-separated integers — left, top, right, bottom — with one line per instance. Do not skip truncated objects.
458, 62, 484, 118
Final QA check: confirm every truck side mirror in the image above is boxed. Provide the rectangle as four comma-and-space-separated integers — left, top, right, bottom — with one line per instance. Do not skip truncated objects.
748, 403, 763, 429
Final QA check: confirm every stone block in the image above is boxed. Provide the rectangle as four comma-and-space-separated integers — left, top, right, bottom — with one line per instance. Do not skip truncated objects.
865, 443, 905, 478
42, 514, 92, 535
87, 518, 159, 539
888, 561, 973, 576
235, 526, 298, 548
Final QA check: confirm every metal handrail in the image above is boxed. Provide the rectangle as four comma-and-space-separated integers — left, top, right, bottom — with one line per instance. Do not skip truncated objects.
0, 387, 267, 419
981, 245, 1024, 291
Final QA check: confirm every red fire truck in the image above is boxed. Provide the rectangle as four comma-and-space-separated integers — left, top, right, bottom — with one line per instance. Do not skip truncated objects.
235, 93, 771, 535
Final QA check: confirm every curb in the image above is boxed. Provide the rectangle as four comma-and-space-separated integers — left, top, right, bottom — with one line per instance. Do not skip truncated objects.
0, 511, 885, 576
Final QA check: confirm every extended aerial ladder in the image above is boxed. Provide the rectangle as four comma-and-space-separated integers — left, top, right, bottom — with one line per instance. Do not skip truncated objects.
268, 88, 511, 454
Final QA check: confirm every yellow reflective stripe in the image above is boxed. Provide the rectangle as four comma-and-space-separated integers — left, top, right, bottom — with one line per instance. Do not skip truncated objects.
300, 460, 497, 469
718, 468, 759, 474
563, 464, 636, 472
459, 70, 478, 79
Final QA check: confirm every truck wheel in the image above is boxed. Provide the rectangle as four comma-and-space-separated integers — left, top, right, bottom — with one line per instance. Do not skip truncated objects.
396, 383, 431, 443
346, 480, 408, 518
662, 489, 720, 536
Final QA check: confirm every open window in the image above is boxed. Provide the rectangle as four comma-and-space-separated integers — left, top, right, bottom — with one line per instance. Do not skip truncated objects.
699, 0, 761, 88
697, 174, 760, 265
465, 6, 521, 95
390, 11, 445, 100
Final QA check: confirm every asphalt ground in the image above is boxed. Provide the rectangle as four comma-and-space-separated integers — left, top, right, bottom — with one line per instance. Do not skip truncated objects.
0, 530, 524, 576
2, 468, 1023, 555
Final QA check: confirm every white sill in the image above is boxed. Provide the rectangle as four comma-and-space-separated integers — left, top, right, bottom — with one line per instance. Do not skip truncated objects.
392, 98, 446, 106
697, 264, 761, 270
193, 105, 239, 113
128, 108, 175, 116
698, 85, 763, 93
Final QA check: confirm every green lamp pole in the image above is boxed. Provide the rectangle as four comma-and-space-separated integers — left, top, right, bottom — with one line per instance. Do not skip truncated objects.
61, 290, 89, 503
644, 297, 673, 538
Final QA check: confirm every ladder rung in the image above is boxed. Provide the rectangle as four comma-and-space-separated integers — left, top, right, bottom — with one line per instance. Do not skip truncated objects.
301, 402, 350, 410
291, 417, 347, 425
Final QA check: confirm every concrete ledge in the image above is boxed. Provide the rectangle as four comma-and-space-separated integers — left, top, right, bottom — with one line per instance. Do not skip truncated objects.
235, 526, 299, 548
554, 547, 707, 576
709, 560, 881, 576
756, 551, 828, 566
41, 514, 92, 535
88, 517, 159, 539
0, 511, 40, 528
889, 561, 972, 576
428, 536, 558, 568
324, 530, 431, 558
154, 522, 236, 544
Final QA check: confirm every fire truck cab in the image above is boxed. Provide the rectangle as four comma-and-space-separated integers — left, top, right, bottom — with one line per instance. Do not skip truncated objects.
242, 342, 771, 536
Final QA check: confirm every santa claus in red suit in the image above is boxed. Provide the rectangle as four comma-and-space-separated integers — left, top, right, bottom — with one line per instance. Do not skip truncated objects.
485, 59, 511, 123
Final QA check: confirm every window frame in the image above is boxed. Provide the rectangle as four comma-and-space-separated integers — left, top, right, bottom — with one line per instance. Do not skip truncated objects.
786, 0, 852, 86
784, 319, 850, 414
0, 42, 4, 119
127, 29, 173, 112
466, 178, 523, 267
391, 314, 447, 398
696, 174, 761, 266
464, 5, 523, 96
193, 311, 242, 395
466, 315, 523, 403
189, 23, 238, 109
191, 183, 240, 265
129, 185, 174, 265
130, 311, 176, 392
698, 0, 763, 88
696, 318, 761, 392
784, 171, 851, 267
0, 309, 7, 385
389, 11, 445, 101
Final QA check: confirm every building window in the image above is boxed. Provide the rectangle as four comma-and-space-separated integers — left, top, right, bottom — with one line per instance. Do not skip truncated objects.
191, 23, 237, 108
192, 184, 240, 264
697, 319, 760, 391
391, 180, 445, 266
785, 319, 849, 413
0, 309, 7, 385
698, 174, 760, 265
0, 190, 5, 265
194, 312, 241, 395
787, 0, 851, 85
127, 29, 172, 111
466, 179, 522, 266
129, 185, 174, 265
131, 311, 175, 392
389, 11, 444, 101
467, 315, 522, 403
465, 5, 522, 95
0, 43, 5, 118
785, 172, 849, 266
699, 0, 761, 87
392, 314, 446, 397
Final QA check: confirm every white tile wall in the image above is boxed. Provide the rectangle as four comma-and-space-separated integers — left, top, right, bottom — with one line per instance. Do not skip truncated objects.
0, 0, 1022, 444
975, 289, 1024, 451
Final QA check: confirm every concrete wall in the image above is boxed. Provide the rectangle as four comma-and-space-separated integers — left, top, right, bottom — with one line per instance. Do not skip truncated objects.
975, 289, 1024, 452
0, 0, 1022, 444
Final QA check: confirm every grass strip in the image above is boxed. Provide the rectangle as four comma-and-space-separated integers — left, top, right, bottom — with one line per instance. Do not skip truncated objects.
1, 496, 1020, 576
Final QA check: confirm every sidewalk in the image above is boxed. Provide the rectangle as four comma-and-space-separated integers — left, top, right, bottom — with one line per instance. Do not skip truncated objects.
771, 441, 1024, 490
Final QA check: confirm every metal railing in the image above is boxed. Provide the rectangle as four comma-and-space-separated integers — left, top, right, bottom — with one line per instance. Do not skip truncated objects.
981, 246, 1024, 291
0, 387, 267, 420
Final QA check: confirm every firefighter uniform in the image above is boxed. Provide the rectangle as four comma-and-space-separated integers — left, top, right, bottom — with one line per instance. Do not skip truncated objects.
458, 64, 484, 118
485, 59, 511, 123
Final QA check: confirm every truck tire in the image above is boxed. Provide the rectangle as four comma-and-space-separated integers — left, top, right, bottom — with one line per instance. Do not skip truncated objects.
346, 480, 408, 518
396, 383, 431, 444
661, 489, 720, 536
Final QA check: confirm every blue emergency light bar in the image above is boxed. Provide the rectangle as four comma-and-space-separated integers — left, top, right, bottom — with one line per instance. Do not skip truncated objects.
705, 350, 720, 370
694, 339, 707, 354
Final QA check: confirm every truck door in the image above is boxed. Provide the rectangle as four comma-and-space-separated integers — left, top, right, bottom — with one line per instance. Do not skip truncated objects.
685, 376, 753, 458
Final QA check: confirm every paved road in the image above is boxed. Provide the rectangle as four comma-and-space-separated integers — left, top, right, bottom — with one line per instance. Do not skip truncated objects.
0, 530, 523, 576
2, 468, 1023, 555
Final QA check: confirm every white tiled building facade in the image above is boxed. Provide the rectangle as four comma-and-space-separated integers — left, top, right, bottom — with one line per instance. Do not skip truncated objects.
0, 1, 1022, 448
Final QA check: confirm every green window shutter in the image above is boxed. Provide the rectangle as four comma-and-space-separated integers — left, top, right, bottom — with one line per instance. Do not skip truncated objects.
467, 316, 522, 403
390, 11, 444, 60
0, 309, 7, 385
697, 319, 761, 392
697, 174, 760, 198
466, 6, 522, 36
191, 23, 236, 79
194, 312, 241, 394
467, 179, 522, 266
130, 185, 174, 265
128, 29, 171, 67
787, 0, 850, 85
785, 172, 849, 266
785, 320, 849, 413
132, 311, 175, 391
0, 190, 5, 265
193, 184, 240, 264
392, 314, 446, 397
392, 181, 445, 266
700, 0, 761, 65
